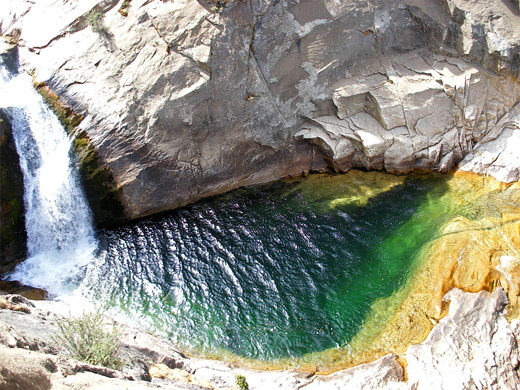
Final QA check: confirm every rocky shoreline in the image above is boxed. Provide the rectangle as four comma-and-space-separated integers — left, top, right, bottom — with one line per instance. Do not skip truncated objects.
1, 0, 520, 388
1, 286, 519, 389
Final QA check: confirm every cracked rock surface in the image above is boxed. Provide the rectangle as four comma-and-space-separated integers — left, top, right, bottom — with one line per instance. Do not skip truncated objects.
404, 288, 520, 390
1, 0, 519, 221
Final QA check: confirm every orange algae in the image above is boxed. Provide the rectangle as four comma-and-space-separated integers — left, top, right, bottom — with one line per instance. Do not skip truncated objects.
206, 170, 520, 374
311, 170, 520, 373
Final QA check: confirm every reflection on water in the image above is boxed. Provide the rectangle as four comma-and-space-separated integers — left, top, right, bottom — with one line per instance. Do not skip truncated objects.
78, 170, 520, 371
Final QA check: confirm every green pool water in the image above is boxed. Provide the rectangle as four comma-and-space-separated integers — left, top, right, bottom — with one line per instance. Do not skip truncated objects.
81, 171, 459, 363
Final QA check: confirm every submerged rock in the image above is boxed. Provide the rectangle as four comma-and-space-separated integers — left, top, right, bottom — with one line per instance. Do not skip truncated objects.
333, 172, 520, 371
1, 0, 519, 221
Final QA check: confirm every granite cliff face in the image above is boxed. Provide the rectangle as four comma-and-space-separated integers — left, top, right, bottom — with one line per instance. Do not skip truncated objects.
1, 0, 519, 221
1, 2, 520, 388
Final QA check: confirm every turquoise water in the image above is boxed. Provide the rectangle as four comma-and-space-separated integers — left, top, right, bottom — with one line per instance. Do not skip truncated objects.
83, 172, 451, 361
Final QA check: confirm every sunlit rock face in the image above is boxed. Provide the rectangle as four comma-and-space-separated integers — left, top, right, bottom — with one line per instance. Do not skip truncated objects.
1, 171, 519, 389
1, 0, 519, 221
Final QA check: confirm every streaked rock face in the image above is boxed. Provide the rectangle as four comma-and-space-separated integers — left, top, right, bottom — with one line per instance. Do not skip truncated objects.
1, 0, 519, 221
0, 110, 27, 270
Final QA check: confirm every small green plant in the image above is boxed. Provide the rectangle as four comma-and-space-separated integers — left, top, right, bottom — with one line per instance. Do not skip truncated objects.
235, 374, 249, 390
86, 9, 107, 33
209, 0, 238, 13
52, 311, 123, 370
118, 0, 131, 17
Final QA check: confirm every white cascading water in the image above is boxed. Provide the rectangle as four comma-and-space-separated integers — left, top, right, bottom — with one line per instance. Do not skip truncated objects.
0, 62, 97, 297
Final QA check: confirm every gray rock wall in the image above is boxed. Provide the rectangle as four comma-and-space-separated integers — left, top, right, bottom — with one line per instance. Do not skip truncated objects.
0, 109, 27, 272
1, 0, 519, 221
0, 42, 26, 273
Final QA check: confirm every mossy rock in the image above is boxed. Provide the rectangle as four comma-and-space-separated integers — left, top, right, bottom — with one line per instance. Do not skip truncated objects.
72, 130, 126, 227
34, 82, 127, 228
0, 110, 27, 271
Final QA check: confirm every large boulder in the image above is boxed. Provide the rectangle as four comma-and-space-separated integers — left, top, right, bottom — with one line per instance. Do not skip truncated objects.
1, 0, 519, 221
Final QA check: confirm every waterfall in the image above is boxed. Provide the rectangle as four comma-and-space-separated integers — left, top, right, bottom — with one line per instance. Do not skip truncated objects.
0, 62, 97, 297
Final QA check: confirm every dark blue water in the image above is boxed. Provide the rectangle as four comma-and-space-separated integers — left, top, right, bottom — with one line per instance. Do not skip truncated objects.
82, 172, 450, 361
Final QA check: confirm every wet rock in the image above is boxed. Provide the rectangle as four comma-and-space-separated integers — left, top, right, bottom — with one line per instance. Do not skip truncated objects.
0, 280, 47, 300
0, 109, 27, 272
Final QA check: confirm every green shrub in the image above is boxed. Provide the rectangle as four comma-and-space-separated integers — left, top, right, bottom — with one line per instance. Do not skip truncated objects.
86, 9, 107, 33
235, 374, 249, 390
52, 311, 123, 370
208, 0, 239, 13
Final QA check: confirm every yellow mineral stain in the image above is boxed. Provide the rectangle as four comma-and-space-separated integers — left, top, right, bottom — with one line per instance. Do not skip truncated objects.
282, 170, 406, 210
181, 170, 520, 375
307, 170, 520, 373
149, 363, 214, 389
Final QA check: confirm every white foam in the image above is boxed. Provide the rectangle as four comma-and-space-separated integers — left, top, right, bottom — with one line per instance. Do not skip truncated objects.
0, 63, 98, 298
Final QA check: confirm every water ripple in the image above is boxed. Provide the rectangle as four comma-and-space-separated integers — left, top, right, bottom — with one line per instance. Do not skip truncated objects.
84, 173, 451, 360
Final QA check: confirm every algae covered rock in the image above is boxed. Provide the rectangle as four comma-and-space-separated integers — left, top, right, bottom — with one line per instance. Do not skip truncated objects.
33, 81, 127, 228
71, 130, 127, 228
